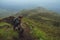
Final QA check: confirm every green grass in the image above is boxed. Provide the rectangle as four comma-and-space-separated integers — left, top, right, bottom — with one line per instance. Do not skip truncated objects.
23, 18, 60, 40
0, 22, 11, 26
0, 18, 60, 40
0, 29, 18, 40
23, 18, 48, 40
0, 22, 18, 40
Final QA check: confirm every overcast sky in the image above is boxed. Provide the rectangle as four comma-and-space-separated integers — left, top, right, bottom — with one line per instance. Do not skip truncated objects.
0, 0, 60, 4
0, 0, 60, 11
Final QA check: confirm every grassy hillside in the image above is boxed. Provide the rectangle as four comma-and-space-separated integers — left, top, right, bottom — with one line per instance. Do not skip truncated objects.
15, 7, 60, 40
22, 18, 60, 40
16, 7, 60, 22
16, 7, 60, 27
0, 7, 60, 40
0, 17, 60, 40
0, 22, 18, 40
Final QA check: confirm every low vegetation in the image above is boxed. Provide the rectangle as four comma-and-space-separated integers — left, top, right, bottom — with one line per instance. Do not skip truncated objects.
0, 22, 18, 40
0, 7, 60, 40
22, 18, 60, 40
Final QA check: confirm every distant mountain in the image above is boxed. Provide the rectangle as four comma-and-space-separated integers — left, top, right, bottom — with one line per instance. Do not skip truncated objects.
16, 7, 60, 21
0, 8, 17, 18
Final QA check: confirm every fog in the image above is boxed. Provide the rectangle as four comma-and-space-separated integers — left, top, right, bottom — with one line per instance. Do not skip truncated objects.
0, 0, 60, 12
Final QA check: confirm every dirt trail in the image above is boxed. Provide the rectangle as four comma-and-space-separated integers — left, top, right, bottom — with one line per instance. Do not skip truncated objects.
18, 22, 35, 40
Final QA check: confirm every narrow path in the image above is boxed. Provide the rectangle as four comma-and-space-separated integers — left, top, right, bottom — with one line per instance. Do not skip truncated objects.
18, 22, 34, 40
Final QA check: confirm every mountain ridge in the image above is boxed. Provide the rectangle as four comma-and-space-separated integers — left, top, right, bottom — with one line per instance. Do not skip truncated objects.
16, 7, 60, 22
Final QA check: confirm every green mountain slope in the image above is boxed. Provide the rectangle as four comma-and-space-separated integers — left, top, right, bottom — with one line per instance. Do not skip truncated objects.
0, 22, 18, 40
0, 17, 60, 40
0, 7, 60, 40
16, 7, 60, 22
15, 7, 60, 40
22, 18, 60, 40
16, 7, 60, 27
